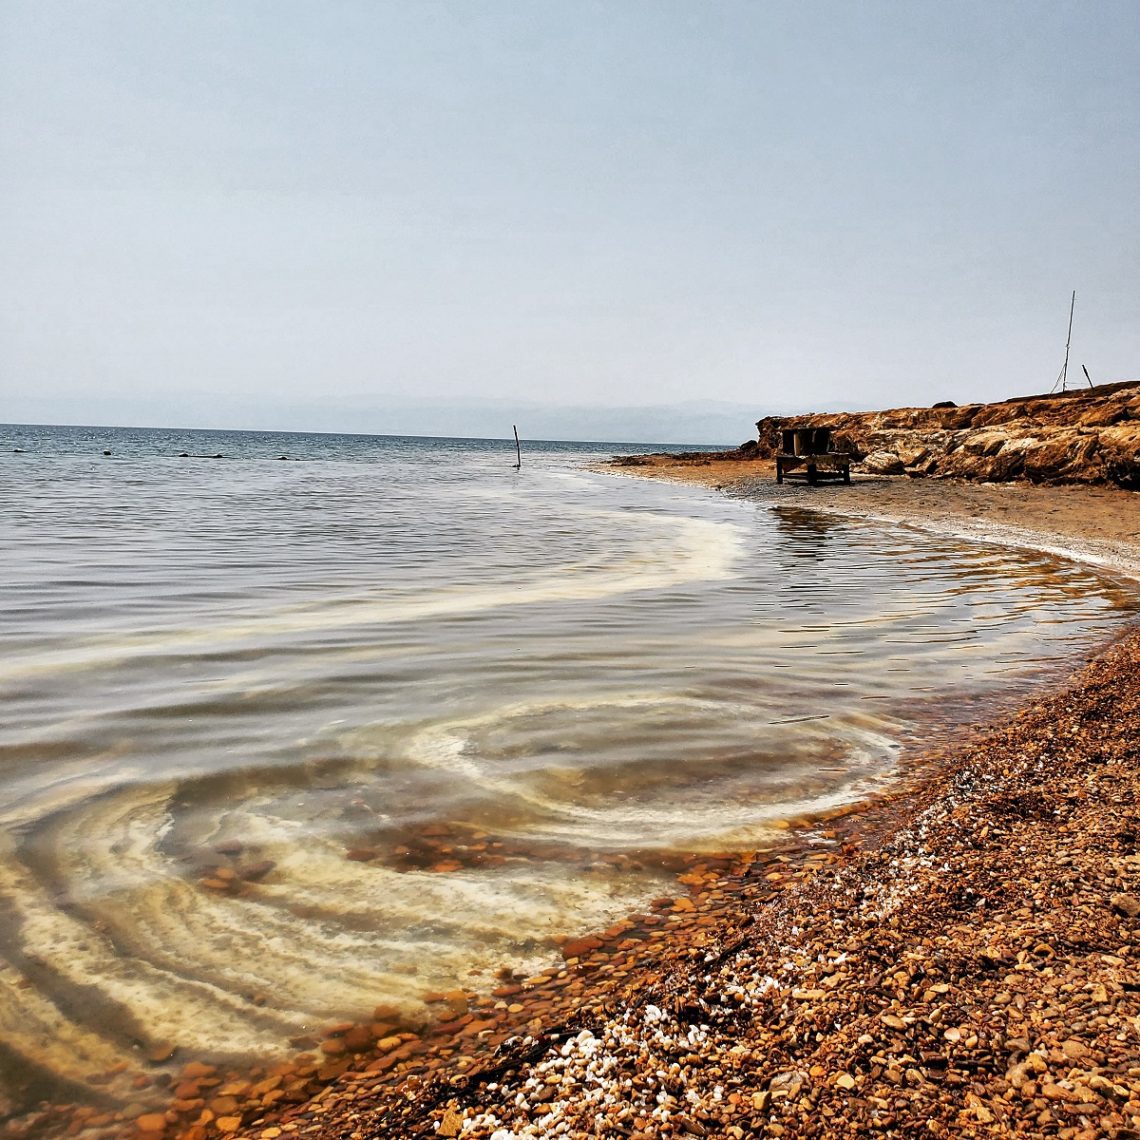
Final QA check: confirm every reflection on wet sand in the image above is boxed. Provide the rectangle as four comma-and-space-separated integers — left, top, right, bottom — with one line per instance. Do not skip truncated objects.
770, 505, 843, 562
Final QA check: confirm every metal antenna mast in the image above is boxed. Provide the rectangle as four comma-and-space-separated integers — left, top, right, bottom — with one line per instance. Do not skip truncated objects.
1052, 290, 1076, 393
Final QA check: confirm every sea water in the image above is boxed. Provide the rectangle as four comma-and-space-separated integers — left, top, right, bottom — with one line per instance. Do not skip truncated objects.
0, 423, 1134, 1110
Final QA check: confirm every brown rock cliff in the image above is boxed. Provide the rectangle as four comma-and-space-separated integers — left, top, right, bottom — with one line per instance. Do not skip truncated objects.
754, 380, 1140, 488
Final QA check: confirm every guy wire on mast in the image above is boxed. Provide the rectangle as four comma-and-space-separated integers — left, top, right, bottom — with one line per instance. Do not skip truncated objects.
1050, 290, 1076, 394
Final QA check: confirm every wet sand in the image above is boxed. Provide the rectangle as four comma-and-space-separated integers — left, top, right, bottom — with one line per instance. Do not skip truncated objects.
606, 455, 1140, 582
9, 467, 1140, 1140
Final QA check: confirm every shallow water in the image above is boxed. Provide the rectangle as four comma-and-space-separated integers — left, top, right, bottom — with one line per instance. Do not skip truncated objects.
1, 424, 1135, 1110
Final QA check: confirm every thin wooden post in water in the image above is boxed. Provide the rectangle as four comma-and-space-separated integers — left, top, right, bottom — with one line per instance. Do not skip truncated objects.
512, 425, 521, 469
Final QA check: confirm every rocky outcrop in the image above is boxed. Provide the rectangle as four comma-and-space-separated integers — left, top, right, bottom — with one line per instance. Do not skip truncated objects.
754, 380, 1140, 488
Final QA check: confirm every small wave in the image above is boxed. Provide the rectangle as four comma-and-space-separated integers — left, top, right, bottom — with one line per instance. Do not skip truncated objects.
0, 511, 744, 685
386, 691, 901, 850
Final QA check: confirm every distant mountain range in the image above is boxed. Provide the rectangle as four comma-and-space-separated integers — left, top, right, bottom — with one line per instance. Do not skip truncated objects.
5, 393, 867, 447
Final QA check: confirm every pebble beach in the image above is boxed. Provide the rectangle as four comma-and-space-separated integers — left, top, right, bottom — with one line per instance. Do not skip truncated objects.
6, 0, 1139, 1133
340, 623, 1140, 1140
8, 462, 1140, 1140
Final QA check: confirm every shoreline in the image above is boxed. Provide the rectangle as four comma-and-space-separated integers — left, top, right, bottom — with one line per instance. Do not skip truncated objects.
602, 456, 1140, 585
9, 466, 1140, 1140
373, 625, 1140, 1140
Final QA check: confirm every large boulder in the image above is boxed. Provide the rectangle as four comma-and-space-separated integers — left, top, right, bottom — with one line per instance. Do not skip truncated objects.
859, 450, 906, 475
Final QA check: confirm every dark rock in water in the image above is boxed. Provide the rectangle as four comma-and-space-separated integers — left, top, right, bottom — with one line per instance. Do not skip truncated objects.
560, 935, 604, 960
277, 455, 289, 460
179, 452, 190, 457
103, 449, 112, 455
13, 447, 24, 453
342, 1024, 375, 1052
241, 859, 276, 881
146, 1041, 177, 1064
212, 453, 223, 459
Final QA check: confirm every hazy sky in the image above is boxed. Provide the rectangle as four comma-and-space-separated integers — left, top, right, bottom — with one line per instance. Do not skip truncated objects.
2, 1, 1138, 434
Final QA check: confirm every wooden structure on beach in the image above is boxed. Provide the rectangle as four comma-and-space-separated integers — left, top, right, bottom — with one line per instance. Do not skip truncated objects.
775, 426, 851, 485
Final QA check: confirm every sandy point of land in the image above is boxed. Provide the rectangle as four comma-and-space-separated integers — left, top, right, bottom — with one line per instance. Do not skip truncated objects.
605, 454, 1140, 583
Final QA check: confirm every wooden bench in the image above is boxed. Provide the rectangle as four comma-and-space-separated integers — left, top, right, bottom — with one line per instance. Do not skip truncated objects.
775, 427, 851, 485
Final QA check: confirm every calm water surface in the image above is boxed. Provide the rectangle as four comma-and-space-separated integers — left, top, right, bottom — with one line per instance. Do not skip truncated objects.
1, 423, 1135, 1111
